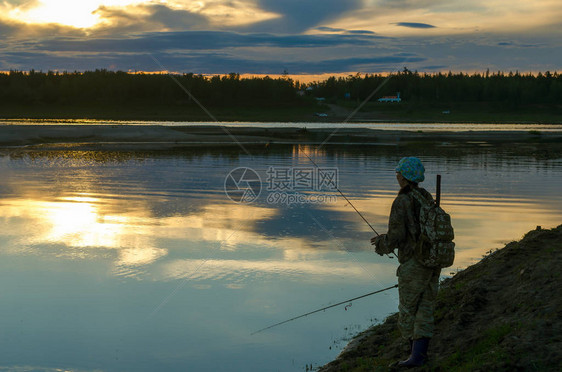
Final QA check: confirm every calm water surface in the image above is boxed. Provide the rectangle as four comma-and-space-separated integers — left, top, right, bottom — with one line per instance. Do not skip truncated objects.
0, 142, 561, 371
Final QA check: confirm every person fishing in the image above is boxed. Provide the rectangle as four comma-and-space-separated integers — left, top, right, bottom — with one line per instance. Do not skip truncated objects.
371, 157, 441, 368
252, 154, 453, 347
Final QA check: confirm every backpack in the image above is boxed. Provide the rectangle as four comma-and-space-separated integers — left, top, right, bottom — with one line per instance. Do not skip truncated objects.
410, 188, 455, 269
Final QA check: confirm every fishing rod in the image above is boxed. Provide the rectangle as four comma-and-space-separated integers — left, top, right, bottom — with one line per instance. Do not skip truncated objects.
436, 174, 441, 207
302, 151, 380, 236
300, 151, 397, 259
251, 284, 398, 335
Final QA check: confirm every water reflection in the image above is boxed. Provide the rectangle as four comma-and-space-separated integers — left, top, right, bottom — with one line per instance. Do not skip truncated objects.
1, 144, 562, 272
0, 191, 387, 283
0, 143, 561, 371
1, 195, 159, 263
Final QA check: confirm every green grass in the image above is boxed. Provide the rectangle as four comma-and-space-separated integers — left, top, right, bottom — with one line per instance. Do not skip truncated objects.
0, 102, 323, 122
454, 282, 467, 291
335, 356, 394, 372
442, 323, 513, 371
2, 101, 561, 123
334, 100, 562, 124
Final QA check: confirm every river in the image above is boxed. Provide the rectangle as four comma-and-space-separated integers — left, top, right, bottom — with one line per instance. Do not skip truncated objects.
0, 129, 561, 371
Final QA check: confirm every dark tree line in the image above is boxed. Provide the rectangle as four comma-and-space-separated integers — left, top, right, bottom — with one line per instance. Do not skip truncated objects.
0, 70, 301, 108
1, 69, 561, 109
311, 69, 562, 108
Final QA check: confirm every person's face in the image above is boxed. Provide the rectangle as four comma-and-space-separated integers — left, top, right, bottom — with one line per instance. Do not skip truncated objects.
396, 172, 409, 188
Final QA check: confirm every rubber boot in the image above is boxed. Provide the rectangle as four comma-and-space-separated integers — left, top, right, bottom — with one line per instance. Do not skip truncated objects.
388, 339, 414, 369
397, 337, 429, 368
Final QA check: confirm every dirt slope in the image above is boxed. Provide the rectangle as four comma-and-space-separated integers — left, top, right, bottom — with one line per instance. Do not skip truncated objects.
320, 225, 562, 371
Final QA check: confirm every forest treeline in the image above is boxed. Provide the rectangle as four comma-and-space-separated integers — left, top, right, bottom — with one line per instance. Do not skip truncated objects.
0, 70, 301, 108
313, 69, 562, 108
0, 69, 561, 109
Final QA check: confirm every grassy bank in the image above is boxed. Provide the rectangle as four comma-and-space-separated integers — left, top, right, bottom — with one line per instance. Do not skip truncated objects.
320, 225, 562, 371
0, 102, 322, 122
1, 101, 561, 123
327, 101, 562, 124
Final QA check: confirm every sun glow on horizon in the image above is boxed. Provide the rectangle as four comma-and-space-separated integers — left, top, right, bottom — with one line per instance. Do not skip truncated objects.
6, 0, 145, 28
3, 0, 281, 29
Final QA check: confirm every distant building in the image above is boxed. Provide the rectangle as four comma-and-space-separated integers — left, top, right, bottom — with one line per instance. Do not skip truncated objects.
378, 92, 401, 103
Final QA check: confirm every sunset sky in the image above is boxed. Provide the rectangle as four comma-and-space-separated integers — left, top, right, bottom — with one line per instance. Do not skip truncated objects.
1, 0, 560, 76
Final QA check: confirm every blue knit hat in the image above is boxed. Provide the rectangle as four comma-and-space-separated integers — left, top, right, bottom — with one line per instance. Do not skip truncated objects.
395, 157, 425, 183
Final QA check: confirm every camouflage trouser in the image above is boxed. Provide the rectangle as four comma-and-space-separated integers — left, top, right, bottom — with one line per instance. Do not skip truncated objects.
397, 257, 440, 340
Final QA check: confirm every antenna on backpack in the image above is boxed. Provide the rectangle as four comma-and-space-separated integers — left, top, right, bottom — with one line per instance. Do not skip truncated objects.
436, 175, 441, 207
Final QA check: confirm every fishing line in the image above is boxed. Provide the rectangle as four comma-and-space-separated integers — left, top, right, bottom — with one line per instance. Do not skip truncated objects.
251, 284, 398, 335
300, 151, 397, 259
302, 151, 379, 235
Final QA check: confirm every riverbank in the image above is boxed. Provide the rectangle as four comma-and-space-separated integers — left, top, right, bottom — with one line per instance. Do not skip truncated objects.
1, 124, 562, 151
0, 104, 320, 123
1, 101, 561, 124
319, 225, 562, 371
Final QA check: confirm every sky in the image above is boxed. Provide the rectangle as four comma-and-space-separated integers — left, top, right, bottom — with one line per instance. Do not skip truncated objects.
0, 0, 561, 76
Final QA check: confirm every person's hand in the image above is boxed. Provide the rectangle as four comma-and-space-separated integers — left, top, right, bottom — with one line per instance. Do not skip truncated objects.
371, 235, 384, 256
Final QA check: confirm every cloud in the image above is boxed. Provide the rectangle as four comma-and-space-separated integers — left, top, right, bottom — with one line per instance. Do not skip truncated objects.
0, 22, 404, 73
326, 0, 562, 37
1, 0, 280, 33
183, 0, 281, 27
0, 49, 422, 74
373, 0, 477, 12
315, 26, 347, 33
314, 27, 376, 35
2, 26, 561, 74
92, 3, 209, 34
420, 65, 448, 71
2, 0, 39, 8
0, 17, 85, 40
347, 30, 377, 35
0, 19, 18, 36
1, 1, 561, 74
32, 31, 384, 54
243, 0, 364, 32
497, 41, 541, 48
394, 22, 436, 29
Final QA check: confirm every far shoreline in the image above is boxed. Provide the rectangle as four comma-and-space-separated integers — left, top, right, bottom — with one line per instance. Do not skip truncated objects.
1, 123, 561, 151
2, 118, 562, 126
1, 99, 561, 125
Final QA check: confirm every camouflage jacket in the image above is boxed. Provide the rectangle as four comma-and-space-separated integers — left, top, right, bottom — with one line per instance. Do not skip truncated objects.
377, 185, 434, 263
